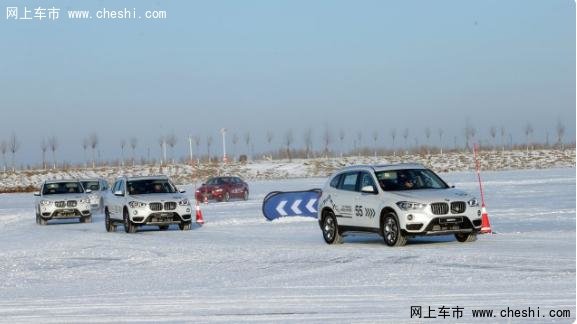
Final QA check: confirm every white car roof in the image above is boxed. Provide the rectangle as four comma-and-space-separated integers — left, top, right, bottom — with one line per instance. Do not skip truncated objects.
120, 175, 169, 181
338, 163, 427, 173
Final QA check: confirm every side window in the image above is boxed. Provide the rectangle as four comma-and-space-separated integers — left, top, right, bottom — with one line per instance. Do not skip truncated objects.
118, 180, 125, 195
330, 174, 341, 188
360, 172, 377, 192
339, 172, 359, 192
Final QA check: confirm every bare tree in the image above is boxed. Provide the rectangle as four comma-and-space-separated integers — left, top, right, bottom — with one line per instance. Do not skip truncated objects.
437, 128, 444, 155
303, 128, 313, 159
41, 139, 48, 170
48, 136, 58, 169
158, 136, 166, 165
338, 129, 345, 157
524, 123, 534, 153
284, 129, 294, 161
193, 135, 201, 165
232, 133, 239, 160
356, 131, 363, 156
322, 126, 332, 158
390, 129, 397, 156
82, 138, 89, 168
120, 139, 126, 167
88, 133, 98, 168
402, 128, 409, 153
165, 134, 177, 164
0, 140, 7, 172
243, 132, 251, 160
424, 128, 431, 154
556, 121, 565, 150
489, 126, 497, 150
8, 133, 19, 171
464, 125, 476, 151
130, 137, 138, 166
372, 130, 379, 157
500, 126, 506, 151
206, 135, 213, 161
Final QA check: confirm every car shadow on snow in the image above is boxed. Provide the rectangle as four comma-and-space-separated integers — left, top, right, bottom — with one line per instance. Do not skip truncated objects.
342, 233, 456, 246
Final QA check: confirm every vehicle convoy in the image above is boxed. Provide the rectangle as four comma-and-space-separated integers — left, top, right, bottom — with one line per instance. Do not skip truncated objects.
318, 163, 482, 246
195, 176, 249, 202
104, 175, 193, 233
34, 180, 93, 225
80, 178, 109, 212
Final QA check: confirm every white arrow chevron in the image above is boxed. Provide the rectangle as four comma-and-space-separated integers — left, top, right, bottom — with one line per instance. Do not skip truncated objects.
276, 200, 288, 216
291, 199, 302, 214
305, 198, 317, 213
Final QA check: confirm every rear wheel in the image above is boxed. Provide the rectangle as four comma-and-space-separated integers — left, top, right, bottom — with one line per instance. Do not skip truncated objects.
123, 209, 138, 233
179, 221, 191, 231
455, 232, 477, 243
321, 210, 342, 244
382, 213, 407, 247
105, 208, 116, 232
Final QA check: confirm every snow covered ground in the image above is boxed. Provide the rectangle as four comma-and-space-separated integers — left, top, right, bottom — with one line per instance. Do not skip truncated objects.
0, 168, 574, 322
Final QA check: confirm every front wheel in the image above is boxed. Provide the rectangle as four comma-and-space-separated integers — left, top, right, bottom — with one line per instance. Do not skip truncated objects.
123, 209, 138, 233
223, 192, 230, 202
321, 211, 342, 244
382, 213, 407, 247
243, 190, 249, 201
80, 214, 92, 223
455, 232, 477, 243
179, 221, 191, 231
158, 225, 170, 231
36, 213, 47, 225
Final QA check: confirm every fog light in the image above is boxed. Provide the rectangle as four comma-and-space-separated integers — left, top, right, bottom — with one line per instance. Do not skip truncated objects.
186, 208, 191, 213
407, 214, 413, 221
133, 210, 138, 215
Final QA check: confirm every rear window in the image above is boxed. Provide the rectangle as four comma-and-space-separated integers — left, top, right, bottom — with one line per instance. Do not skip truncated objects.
339, 172, 359, 191
329, 174, 341, 188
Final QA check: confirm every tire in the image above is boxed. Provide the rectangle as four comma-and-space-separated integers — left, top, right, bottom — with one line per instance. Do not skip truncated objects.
321, 210, 342, 244
223, 192, 230, 202
123, 209, 138, 233
158, 225, 170, 231
99, 198, 105, 213
382, 213, 407, 247
455, 232, 477, 243
179, 221, 191, 231
105, 208, 116, 233
243, 190, 249, 201
36, 213, 47, 225
80, 214, 92, 223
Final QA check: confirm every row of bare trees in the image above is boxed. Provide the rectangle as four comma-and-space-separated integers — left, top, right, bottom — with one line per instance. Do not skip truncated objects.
0, 121, 572, 171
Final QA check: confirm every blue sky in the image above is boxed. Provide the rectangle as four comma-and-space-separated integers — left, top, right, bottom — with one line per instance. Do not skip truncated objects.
0, 0, 575, 164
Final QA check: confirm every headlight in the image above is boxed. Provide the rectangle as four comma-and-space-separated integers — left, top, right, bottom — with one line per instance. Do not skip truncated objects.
396, 201, 427, 211
128, 201, 147, 208
213, 188, 223, 193
40, 200, 53, 206
467, 198, 479, 207
80, 198, 91, 204
178, 199, 190, 206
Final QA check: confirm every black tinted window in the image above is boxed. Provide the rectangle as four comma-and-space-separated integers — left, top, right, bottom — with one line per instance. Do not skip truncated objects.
360, 172, 376, 191
330, 174, 341, 188
42, 182, 84, 195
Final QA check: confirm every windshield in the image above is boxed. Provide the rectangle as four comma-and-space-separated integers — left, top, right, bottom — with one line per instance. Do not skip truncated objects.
206, 178, 224, 185
375, 169, 449, 191
127, 179, 177, 195
81, 181, 100, 191
42, 182, 84, 195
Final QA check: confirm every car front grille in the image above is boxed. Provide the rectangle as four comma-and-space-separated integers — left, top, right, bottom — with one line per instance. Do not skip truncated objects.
450, 201, 466, 214
430, 202, 449, 215
164, 202, 177, 210
67, 200, 77, 208
55, 201, 66, 208
149, 202, 163, 211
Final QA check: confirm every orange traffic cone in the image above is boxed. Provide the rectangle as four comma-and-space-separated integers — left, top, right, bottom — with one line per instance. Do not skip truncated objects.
479, 203, 492, 234
195, 201, 205, 225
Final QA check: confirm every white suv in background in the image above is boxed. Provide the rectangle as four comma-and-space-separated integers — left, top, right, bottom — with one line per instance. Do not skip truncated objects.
80, 178, 109, 212
34, 180, 92, 225
104, 175, 193, 233
318, 163, 482, 246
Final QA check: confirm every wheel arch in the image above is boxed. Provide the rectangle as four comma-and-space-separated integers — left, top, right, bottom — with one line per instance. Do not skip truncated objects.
379, 207, 398, 233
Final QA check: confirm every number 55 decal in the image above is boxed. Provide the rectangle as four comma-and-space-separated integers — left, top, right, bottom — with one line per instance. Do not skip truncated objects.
355, 205, 363, 217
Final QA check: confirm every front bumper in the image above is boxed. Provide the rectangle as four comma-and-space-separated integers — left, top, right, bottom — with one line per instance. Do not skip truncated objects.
400, 207, 482, 236
128, 205, 193, 225
40, 207, 91, 219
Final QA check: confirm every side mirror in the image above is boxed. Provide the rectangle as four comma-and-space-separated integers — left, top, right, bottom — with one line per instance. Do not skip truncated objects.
361, 186, 376, 194
114, 190, 124, 196
34, 191, 41, 197
85, 189, 92, 194
201, 183, 206, 186
451, 185, 455, 188
179, 189, 186, 193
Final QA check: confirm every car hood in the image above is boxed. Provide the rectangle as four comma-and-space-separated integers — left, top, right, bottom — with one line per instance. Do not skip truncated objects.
40, 194, 86, 201
387, 188, 474, 203
127, 193, 186, 202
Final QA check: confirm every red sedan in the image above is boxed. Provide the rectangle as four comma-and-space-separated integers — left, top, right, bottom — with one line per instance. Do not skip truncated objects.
195, 176, 249, 202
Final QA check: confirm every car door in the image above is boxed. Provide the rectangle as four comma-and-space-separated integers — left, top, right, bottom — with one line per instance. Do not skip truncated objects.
355, 171, 380, 229
110, 180, 124, 219
334, 171, 359, 227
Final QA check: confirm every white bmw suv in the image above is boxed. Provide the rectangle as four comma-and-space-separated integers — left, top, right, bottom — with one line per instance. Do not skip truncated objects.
104, 175, 193, 233
318, 163, 482, 246
34, 180, 92, 225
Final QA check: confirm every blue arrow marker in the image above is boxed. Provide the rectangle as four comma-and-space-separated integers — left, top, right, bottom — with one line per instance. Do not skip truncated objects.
262, 189, 322, 221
